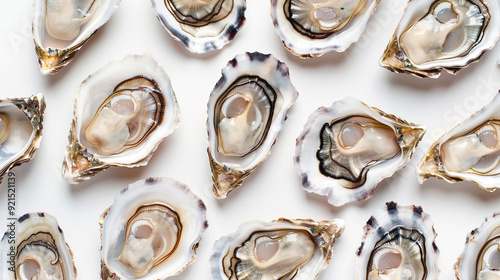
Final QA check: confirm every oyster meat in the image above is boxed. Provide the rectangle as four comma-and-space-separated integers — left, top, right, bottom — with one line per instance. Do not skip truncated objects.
380, 0, 500, 78
270, 0, 382, 58
100, 177, 208, 279
150, 0, 246, 53
210, 218, 344, 280
33, 0, 121, 75
294, 97, 425, 206
418, 93, 500, 191
455, 212, 500, 279
0, 94, 45, 184
207, 52, 298, 198
355, 201, 440, 280
62, 53, 180, 184
0, 212, 76, 280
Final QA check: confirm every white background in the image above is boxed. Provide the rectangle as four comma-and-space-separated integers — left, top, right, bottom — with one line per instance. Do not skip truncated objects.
1, 0, 500, 279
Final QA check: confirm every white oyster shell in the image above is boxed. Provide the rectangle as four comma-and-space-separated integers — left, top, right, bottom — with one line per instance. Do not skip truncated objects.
207, 52, 298, 199
0, 212, 76, 280
150, 0, 246, 53
294, 97, 425, 206
100, 177, 208, 280
62, 53, 180, 184
270, 0, 382, 58
455, 212, 500, 279
33, 0, 121, 75
0, 94, 45, 184
418, 92, 500, 191
380, 0, 500, 78
210, 218, 344, 280
355, 201, 440, 280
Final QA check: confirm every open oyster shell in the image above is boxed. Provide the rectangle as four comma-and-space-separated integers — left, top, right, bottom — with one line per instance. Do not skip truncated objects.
355, 201, 440, 280
0, 212, 76, 280
33, 0, 121, 75
380, 0, 500, 78
455, 212, 500, 279
271, 0, 382, 58
150, 0, 246, 53
207, 52, 298, 198
0, 94, 45, 184
62, 53, 180, 184
418, 93, 500, 191
295, 97, 425, 206
210, 218, 344, 280
100, 177, 208, 280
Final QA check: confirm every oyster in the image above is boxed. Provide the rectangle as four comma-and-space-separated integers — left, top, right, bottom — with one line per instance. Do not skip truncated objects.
210, 218, 344, 280
380, 0, 500, 78
100, 177, 208, 279
150, 0, 246, 53
33, 0, 121, 75
0, 212, 76, 280
0, 94, 45, 184
418, 93, 500, 191
62, 53, 180, 184
355, 201, 440, 280
207, 52, 299, 198
455, 212, 500, 279
294, 97, 425, 206
270, 0, 382, 58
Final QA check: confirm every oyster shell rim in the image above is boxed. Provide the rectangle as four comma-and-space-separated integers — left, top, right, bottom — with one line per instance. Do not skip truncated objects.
379, 0, 500, 78
32, 0, 122, 75
149, 0, 247, 53
61, 53, 180, 184
99, 177, 208, 280
270, 0, 383, 58
417, 92, 500, 192
206, 51, 299, 199
0, 93, 45, 185
294, 97, 426, 206
209, 217, 345, 280
0, 212, 77, 280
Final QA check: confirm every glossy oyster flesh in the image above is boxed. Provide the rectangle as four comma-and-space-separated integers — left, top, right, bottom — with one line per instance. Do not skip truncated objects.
62, 53, 180, 184
207, 52, 298, 199
100, 177, 208, 279
294, 97, 425, 206
0, 212, 76, 280
355, 201, 440, 280
380, 0, 500, 78
210, 218, 344, 280
455, 212, 500, 279
418, 93, 500, 191
33, 0, 121, 75
271, 0, 382, 58
0, 94, 45, 184
150, 0, 246, 53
